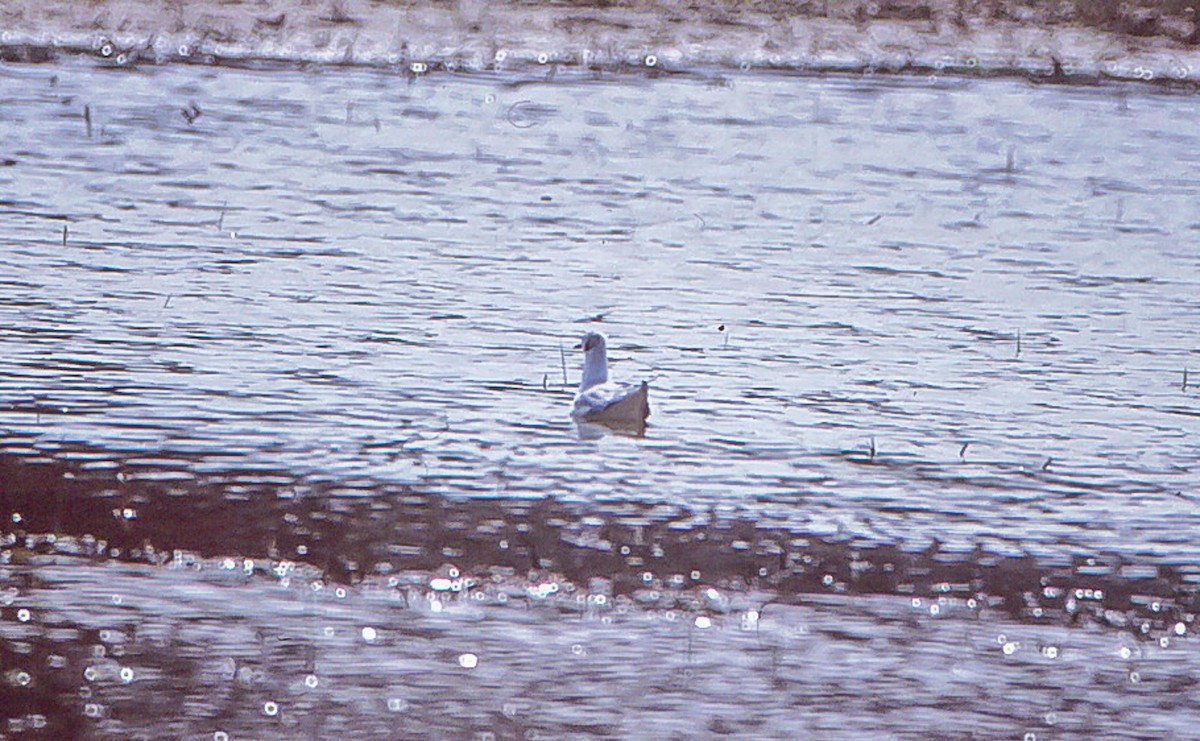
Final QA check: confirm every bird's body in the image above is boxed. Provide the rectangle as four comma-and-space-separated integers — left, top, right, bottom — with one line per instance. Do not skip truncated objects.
571, 332, 650, 425
572, 380, 650, 422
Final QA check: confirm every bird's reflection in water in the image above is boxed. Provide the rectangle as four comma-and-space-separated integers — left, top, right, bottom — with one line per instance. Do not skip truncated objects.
574, 418, 648, 440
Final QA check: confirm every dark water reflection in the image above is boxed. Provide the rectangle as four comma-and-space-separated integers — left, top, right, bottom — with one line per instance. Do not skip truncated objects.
4, 448, 1198, 738
1, 60, 1199, 737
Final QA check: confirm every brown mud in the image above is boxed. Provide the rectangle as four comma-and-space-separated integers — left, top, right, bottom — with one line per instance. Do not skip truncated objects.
3, 0, 1200, 85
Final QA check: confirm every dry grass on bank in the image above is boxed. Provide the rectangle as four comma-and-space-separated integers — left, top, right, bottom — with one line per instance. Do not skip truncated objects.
487, 0, 1200, 43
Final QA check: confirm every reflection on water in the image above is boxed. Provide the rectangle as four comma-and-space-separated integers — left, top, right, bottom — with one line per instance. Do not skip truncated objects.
1, 60, 1199, 737
574, 418, 647, 439
3, 446, 1198, 738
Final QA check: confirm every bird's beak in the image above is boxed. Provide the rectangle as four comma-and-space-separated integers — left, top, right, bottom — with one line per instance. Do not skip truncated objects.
572, 342, 582, 350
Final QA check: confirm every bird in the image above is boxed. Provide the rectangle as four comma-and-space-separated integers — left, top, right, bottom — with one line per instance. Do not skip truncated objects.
571, 331, 650, 425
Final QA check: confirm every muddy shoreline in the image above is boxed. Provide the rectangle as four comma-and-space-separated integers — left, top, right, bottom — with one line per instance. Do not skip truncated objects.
3, 0, 1200, 86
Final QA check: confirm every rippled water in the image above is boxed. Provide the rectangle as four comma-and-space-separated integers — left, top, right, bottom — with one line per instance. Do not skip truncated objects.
2, 59, 1199, 738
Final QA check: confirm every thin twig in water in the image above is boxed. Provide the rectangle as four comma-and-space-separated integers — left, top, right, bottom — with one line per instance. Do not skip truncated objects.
1016, 329, 1022, 358
84, 104, 92, 138
181, 101, 201, 124
542, 373, 548, 391
1042, 457, 1052, 471
866, 214, 882, 225
560, 343, 568, 386
163, 294, 172, 308
1184, 368, 1189, 391
959, 442, 969, 459
868, 436, 876, 462
217, 201, 227, 231
61, 224, 67, 246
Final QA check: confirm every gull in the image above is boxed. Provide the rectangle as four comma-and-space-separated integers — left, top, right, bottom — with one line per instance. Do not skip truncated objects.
571, 331, 650, 425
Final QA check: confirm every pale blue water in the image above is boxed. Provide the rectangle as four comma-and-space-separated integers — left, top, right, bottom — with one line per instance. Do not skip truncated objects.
0, 60, 1198, 738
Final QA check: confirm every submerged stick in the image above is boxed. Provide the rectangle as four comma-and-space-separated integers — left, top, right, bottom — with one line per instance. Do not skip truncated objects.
61, 224, 67, 246
84, 104, 92, 138
560, 343, 568, 387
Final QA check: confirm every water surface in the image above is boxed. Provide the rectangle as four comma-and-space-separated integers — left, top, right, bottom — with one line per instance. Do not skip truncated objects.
1, 60, 1198, 738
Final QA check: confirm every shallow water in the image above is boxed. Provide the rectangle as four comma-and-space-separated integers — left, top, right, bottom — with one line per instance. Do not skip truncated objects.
1, 60, 1199, 738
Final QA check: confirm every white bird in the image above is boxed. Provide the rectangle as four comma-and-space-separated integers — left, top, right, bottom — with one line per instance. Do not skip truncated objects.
571, 331, 650, 425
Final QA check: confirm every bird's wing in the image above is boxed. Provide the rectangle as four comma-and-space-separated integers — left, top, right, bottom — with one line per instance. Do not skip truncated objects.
572, 381, 650, 422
